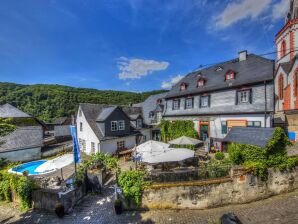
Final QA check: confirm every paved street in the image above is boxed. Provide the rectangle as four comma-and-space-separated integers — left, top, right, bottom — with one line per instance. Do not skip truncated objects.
1, 188, 298, 224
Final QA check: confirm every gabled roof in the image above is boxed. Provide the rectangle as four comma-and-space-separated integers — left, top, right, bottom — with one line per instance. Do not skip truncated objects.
52, 117, 72, 125
275, 55, 298, 76
0, 126, 43, 153
79, 103, 143, 140
79, 103, 111, 140
97, 107, 117, 121
0, 103, 32, 118
133, 92, 167, 125
165, 54, 274, 99
224, 127, 275, 148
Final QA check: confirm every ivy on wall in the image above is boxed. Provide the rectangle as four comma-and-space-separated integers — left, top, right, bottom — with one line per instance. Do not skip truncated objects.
228, 127, 298, 180
159, 120, 198, 143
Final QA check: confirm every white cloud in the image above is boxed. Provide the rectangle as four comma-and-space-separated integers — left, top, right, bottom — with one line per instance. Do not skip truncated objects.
117, 57, 169, 80
215, 0, 272, 28
272, 0, 290, 20
161, 75, 183, 89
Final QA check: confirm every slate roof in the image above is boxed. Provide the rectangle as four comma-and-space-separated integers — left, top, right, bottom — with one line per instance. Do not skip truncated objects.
79, 103, 143, 141
0, 103, 32, 118
224, 127, 275, 148
52, 117, 72, 125
0, 126, 43, 152
165, 54, 274, 99
97, 107, 117, 121
133, 92, 167, 125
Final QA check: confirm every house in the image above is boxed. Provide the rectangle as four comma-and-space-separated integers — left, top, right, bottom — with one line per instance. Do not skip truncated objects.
51, 117, 72, 139
76, 103, 150, 155
162, 51, 274, 150
0, 103, 43, 162
224, 127, 275, 148
274, 0, 298, 141
133, 92, 167, 141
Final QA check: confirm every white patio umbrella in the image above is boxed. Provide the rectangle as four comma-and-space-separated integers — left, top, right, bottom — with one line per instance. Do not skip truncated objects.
35, 154, 74, 178
134, 140, 170, 162
141, 148, 195, 164
168, 136, 202, 145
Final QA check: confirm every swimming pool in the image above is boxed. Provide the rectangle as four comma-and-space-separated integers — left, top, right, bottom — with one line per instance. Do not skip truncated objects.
9, 160, 48, 175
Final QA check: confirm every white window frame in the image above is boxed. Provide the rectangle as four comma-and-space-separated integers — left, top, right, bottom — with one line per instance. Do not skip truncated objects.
248, 121, 261, 127
136, 119, 142, 129
173, 100, 180, 110
111, 121, 118, 131
185, 98, 193, 109
117, 141, 125, 150
118, 120, 125, 130
240, 90, 249, 103
91, 142, 95, 154
156, 112, 162, 122
201, 96, 209, 107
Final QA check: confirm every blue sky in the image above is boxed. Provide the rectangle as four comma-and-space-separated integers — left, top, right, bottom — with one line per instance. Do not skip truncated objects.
0, 0, 290, 92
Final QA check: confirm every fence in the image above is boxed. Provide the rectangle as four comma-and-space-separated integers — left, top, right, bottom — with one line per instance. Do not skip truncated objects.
145, 164, 232, 183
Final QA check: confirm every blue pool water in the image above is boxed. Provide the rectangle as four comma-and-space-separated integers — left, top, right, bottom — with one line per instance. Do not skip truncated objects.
11, 160, 47, 175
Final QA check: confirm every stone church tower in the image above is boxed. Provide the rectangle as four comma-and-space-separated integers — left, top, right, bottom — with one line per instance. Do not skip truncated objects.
274, 0, 298, 140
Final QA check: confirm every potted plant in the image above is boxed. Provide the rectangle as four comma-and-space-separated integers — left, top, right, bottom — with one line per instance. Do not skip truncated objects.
114, 199, 123, 215
55, 203, 65, 218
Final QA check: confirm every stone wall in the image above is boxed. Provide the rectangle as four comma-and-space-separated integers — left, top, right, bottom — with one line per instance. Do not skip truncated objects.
140, 167, 298, 210
0, 147, 41, 162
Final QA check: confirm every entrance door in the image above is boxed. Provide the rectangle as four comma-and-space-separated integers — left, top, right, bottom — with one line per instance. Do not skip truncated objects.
200, 124, 209, 141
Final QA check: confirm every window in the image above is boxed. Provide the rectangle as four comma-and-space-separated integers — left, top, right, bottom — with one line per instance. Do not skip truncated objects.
118, 120, 125, 130
82, 140, 86, 151
247, 121, 261, 127
91, 142, 95, 154
149, 111, 154, 118
198, 79, 204, 87
240, 90, 249, 103
156, 112, 162, 122
80, 122, 83, 132
136, 119, 142, 129
185, 98, 193, 109
117, 141, 125, 150
200, 96, 210, 108
281, 40, 286, 58
111, 121, 118, 131
225, 70, 235, 80
173, 99, 180, 110
79, 109, 82, 117
180, 83, 187, 91
278, 76, 284, 99
215, 66, 223, 71
157, 99, 162, 104
221, 121, 227, 134
294, 70, 298, 96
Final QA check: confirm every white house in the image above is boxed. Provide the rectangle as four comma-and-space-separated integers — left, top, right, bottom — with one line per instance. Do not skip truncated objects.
76, 103, 150, 155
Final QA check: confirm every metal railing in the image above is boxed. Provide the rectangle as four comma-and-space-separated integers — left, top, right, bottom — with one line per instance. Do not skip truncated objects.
145, 164, 232, 183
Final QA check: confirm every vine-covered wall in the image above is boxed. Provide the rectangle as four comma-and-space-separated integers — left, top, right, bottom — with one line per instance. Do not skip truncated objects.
159, 120, 198, 143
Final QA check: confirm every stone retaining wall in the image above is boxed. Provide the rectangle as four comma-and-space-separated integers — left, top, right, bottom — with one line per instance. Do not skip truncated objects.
140, 167, 298, 209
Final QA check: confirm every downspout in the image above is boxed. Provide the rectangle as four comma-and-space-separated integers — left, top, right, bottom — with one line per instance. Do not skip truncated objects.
264, 80, 267, 128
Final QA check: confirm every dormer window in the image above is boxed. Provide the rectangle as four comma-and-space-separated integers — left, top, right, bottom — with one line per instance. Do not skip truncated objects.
180, 83, 187, 91
215, 66, 223, 71
197, 79, 205, 87
225, 70, 235, 80
156, 99, 162, 104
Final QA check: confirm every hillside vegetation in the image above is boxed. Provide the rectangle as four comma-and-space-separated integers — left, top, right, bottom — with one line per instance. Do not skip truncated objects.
0, 82, 166, 122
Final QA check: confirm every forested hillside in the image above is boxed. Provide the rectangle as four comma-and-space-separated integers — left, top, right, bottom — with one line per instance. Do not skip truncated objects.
0, 82, 166, 122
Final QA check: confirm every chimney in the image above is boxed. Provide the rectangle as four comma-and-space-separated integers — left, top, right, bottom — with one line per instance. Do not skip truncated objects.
239, 50, 247, 61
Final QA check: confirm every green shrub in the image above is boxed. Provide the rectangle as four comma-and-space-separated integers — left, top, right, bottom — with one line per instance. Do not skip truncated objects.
0, 171, 36, 210
118, 170, 148, 206
159, 120, 198, 143
215, 152, 225, 160
228, 127, 296, 180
